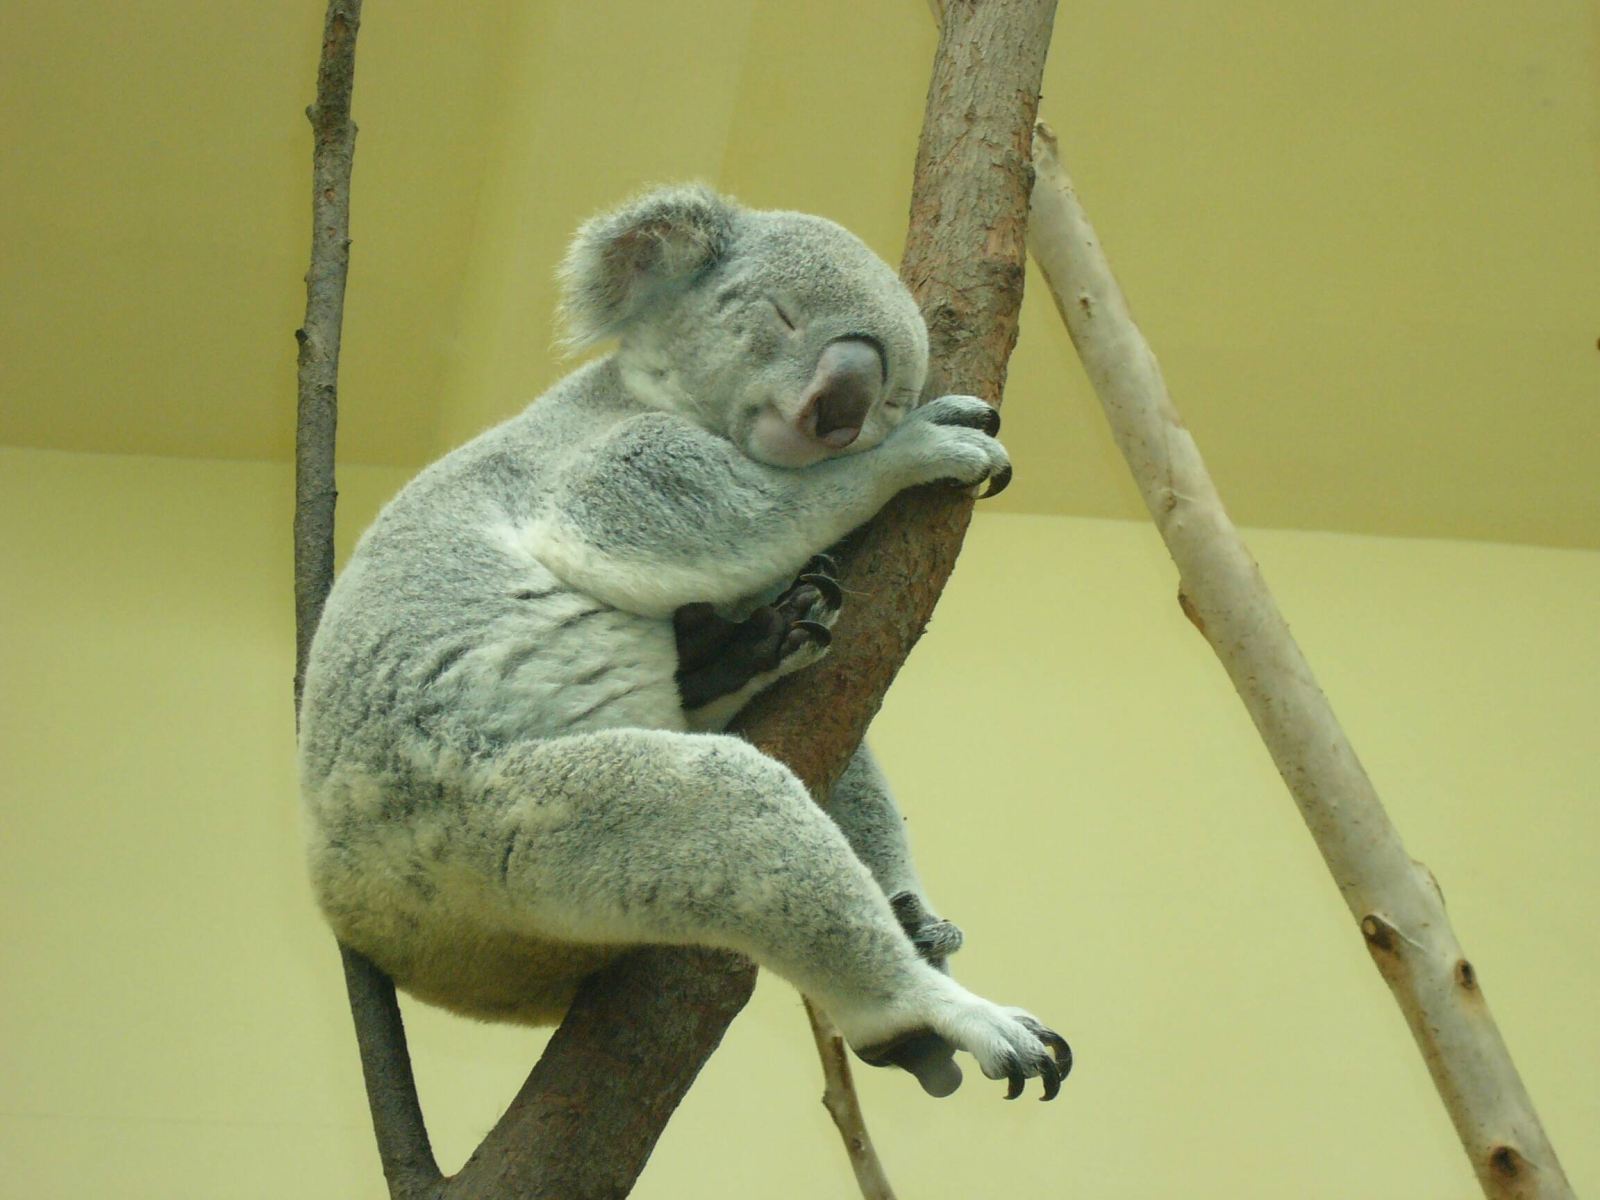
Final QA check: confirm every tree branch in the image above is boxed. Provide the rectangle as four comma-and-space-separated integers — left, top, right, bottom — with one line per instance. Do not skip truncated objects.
1026, 121, 1574, 1200
293, 4, 446, 1198
451, 2, 1056, 1195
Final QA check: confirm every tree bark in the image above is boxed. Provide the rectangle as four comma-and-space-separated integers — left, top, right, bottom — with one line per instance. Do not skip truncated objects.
1026, 121, 1574, 1200
293, 0, 358, 712
292, 1, 1057, 1196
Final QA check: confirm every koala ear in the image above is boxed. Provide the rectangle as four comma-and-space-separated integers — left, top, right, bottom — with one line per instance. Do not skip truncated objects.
558, 184, 739, 349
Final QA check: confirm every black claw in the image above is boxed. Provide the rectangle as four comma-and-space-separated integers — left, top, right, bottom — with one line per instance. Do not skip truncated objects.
1038, 1058, 1062, 1101
931, 400, 1001, 434
979, 463, 1013, 499
796, 572, 842, 609
792, 619, 832, 647
1043, 1033, 1072, 1078
805, 553, 839, 577
1005, 1070, 1025, 1100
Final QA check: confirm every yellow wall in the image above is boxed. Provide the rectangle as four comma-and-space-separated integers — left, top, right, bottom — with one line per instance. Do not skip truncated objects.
3, 446, 1595, 1197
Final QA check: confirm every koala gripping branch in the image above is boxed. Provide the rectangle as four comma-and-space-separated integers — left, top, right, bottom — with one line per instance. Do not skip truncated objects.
296, 2, 1058, 1198
451, 3, 1058, 1198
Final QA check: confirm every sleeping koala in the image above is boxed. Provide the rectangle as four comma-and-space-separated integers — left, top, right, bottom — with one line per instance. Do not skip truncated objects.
299, 185, 1070, 1100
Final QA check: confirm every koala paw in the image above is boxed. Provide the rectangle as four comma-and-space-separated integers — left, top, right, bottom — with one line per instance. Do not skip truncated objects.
859, 992, 1072, 1102
906, 394, 1012, 498
919, 393, 1002, 437
943, 1001, 1072, 1102
858, 1029, 964, 1098
772, 552, 845, 664
889, 891, 964, 970
674, 554, 843, 714
850, 963, 1072, 1103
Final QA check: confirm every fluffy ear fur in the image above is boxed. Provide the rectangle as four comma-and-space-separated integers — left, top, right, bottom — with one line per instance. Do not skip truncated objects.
558, 184, 738, 349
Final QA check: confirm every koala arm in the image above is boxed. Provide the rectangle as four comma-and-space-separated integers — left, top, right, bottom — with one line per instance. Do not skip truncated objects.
528, 398, 1007, 617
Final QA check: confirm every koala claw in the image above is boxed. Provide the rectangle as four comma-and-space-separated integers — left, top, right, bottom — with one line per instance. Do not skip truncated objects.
787, 619, 833, 651
1002, 1017, 1072, 1102
803, 552, 839, 578
922, 394, 1001, 436
795, 572, 842, 610
979, 462, 1013, 499
673, 555, 845, 712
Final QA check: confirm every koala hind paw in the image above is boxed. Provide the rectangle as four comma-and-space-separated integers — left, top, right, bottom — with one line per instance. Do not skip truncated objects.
858, 1030, 963, 1098
936, 998, 1073, 1102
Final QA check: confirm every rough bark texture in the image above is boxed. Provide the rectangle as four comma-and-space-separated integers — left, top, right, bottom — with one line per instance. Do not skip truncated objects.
805, 1000, 898, 1200
449, 948, 758, 1200
1026, 122, 1574, 1200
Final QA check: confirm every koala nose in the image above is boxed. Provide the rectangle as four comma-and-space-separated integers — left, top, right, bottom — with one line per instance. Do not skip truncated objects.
803, 338, 883, 449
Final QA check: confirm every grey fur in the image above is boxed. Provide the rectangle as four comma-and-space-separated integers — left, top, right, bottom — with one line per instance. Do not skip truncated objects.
300, 186, 1066, 1097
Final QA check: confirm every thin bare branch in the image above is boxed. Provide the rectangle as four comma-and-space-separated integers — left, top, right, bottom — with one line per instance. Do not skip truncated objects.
805, 1001, 897, 1200
292, 3, 445, 1196
1027, 121, 1574, 1200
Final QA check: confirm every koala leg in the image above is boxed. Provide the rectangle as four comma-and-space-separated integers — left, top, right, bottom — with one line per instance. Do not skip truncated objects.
409, 727, 1068, 1099
825, 743, 963, 972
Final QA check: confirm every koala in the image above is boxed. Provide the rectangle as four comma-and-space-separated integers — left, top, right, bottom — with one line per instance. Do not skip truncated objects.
299, 185, 1070, 1100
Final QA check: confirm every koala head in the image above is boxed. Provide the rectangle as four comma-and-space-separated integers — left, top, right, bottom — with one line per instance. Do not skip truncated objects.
560, 185, 929, 468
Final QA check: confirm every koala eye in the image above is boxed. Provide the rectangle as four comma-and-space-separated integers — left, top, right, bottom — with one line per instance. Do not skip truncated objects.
767, 298, 798, 332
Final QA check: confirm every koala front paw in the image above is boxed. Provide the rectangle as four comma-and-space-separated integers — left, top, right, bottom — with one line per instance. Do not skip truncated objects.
918, 393, 1002, 437
673, 555, 843, 713
906, 395, 1012, 498
890, 891, 963, 971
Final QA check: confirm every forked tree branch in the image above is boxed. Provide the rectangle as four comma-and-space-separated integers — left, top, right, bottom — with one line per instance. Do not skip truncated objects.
1026, 122, 1574, 1200
292, 2, 1056, 1197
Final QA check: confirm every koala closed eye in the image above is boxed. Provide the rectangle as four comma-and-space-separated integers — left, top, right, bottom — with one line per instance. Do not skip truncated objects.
768, 297, 799, 332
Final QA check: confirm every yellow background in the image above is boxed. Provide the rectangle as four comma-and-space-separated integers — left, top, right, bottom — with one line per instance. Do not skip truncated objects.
2, 450, 1595, 1196
2, 1, 1597, 1197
